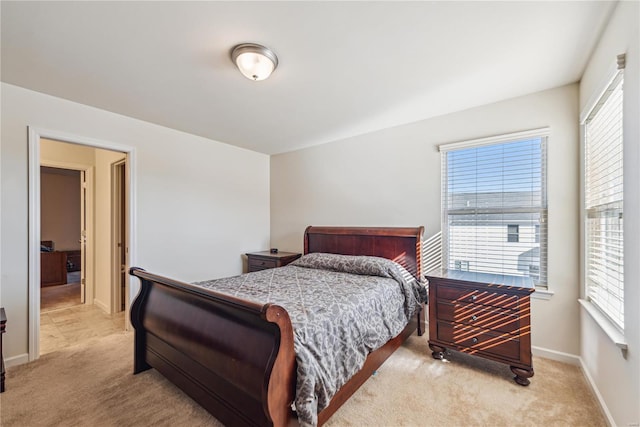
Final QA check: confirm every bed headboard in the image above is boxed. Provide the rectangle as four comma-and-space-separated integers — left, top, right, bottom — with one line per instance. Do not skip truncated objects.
304, 226, 424, 278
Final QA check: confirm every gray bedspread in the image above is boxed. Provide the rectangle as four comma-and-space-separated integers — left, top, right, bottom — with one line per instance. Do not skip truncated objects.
194, 253, 425, 426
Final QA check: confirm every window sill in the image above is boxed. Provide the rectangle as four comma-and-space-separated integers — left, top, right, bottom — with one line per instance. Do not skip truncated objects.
578, 298, 628, 351
532, 287, 554, 300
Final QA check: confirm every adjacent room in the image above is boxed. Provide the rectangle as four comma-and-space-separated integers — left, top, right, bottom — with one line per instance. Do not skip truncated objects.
1, 1, 638, 426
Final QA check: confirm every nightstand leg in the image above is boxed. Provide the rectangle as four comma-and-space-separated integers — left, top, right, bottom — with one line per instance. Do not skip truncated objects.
428, 343, 446, 360
510, 366, 534, 386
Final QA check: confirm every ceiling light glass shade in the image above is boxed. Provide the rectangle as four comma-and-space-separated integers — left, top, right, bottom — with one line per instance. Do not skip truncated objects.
231, 43, 278, 81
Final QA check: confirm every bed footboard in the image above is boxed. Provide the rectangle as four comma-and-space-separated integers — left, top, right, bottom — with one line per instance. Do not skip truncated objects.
129, 267, 296, 427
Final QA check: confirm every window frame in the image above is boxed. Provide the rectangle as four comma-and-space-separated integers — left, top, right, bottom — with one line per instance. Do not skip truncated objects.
507, 224, 520, 243
439, 128, 549, 289
580, 54, 625, 334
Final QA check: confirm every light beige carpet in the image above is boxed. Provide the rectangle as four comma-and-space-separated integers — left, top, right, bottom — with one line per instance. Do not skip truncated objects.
0, 331, 606, 426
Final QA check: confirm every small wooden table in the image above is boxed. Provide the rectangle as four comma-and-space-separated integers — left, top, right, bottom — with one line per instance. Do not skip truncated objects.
1, 307, 6, 392
246, 251, 301, 273
425, 269, 535, 385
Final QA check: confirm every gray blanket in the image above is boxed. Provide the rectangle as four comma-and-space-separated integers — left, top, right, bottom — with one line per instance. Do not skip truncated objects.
194, 253, 425, 426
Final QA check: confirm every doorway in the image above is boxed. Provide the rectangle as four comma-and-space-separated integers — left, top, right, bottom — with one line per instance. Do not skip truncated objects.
28, 128, 136, 361
39, 166, 84, 313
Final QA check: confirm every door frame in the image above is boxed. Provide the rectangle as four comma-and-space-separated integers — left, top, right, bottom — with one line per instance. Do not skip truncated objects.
111, 159, 127, 313
28, 127, 137, 361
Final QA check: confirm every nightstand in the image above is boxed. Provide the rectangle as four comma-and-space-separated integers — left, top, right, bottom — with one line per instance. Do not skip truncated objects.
1, 307, 6, 393
425, 268, 535, 386
246, 251, 302, 273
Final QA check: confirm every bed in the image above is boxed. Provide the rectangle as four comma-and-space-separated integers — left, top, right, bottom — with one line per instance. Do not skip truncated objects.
129, 226, 425, 426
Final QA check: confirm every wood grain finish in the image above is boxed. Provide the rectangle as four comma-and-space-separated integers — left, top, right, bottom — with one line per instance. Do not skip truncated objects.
246, 251, 301, 272
41, 251, 67, 287
304, 226, 423, 278
130, 269, 295, 426
1, 307, 6, 393
129, 226, 424, 426
426, 268, 534, 386
64, 250, 81, 272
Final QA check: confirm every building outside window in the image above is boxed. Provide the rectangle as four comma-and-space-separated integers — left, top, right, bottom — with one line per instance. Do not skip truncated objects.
440, 129, 548, 286
507, 224, 520, 243
454, 260, 470, 271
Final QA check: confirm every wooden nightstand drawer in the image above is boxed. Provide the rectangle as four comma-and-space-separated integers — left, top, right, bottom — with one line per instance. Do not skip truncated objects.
248, 258, 278, 271
437, 321, 520, 361
436, 301, 520, 334
438, 285, 519, 310
1, 307, 5, 393
426, 268, 535, 386
246, 251, 302, 273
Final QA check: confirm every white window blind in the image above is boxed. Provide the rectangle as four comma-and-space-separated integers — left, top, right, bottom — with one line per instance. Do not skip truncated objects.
584, 62, 624, 331
441, 131, 548, 286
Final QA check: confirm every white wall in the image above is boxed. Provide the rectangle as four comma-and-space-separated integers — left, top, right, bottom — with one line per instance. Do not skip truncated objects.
272, 83, 581, 356
40, 169, 81, 251
579, 1, 640, 425
1, 83, 270, 361
94, 148, 126, 313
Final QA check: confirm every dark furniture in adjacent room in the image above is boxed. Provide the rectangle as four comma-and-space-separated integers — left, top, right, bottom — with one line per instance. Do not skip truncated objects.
425, 268, 535, 385
246, 250, 301, 272
40, 241, 81, 286
40, 251, 67, 287
64, 250, 81, 272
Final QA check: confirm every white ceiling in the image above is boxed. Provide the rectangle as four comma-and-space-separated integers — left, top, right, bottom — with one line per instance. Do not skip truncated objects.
1, 1, 616, 155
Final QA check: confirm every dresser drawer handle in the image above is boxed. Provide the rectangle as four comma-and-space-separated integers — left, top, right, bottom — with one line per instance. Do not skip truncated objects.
260, 261, 265, 265
471, 315, 477, 321
472, 337, 478, 344
471, 295, 477, 301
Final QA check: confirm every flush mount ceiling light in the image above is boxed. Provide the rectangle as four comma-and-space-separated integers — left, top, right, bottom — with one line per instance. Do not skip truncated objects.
231, 43, 278, 81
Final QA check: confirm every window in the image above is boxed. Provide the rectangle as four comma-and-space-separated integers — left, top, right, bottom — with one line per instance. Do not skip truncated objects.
440, 129, 548, 286
507, 225, 520, 243
583, 55, 625, 331
454, 260, 469, 271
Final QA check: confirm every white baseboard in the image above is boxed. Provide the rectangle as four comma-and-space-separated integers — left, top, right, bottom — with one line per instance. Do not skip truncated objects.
532, 345, 580, 365
578, 357, 616, 427
532, 346, 614, 426
5, 353, 29, 368
93, 298, 109, 313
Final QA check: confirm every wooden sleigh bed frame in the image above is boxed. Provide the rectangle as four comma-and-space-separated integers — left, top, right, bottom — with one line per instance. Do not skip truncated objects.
129, 226, 425, 426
